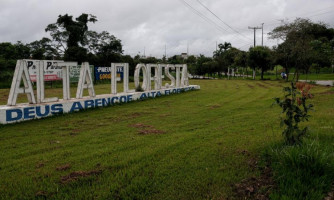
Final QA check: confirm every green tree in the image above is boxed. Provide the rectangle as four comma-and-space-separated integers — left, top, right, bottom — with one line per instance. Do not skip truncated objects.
234, 50, 248, 77
28, 37, 58, 59
194, 55, 212, 76
248, 46, 272, 80
186, 55, 197, 75
0, 42, 30, 83
213, 42, 232, 75
87, 31, 123, 66
46, 13, 97, 62
269, 18, 334, 80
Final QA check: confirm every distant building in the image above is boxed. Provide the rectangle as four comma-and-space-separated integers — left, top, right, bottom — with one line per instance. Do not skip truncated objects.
181, 53, 188, 59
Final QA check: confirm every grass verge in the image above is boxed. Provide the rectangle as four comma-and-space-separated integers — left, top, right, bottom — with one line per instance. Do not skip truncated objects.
0, 79, 333, 199
265, 139, 334, 200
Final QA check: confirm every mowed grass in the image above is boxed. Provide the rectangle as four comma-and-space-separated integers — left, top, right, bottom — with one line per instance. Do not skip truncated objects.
0, 80, 333, 199
257, 73, 334, 81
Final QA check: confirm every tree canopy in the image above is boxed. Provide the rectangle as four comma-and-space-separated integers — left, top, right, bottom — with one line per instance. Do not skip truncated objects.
269, 18, 334, 80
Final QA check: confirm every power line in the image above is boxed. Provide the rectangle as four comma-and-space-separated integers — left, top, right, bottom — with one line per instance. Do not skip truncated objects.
179, 0, 229, 33
306, 10, 334, 18
195, 0, 252, 41
179, 0, 252, 48
263, 5, 334, 26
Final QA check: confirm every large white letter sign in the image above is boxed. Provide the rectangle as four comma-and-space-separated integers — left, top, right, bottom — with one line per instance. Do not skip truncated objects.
147, 64, 162, 90
181, 64, 189, 87
7, 60, 36, 106
111, 63, 130, 94
134, 64, 149, 91
36, 61, 59, 103
61, 62, 77, 100
122, 63, 130, 93
76, 62, 95, 98
165, 64, 176, 88
175, 64, 182, 88
1, 61, 200, 124
110, 64, 117, 94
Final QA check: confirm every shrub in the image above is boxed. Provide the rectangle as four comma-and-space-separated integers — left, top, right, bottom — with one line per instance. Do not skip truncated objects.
273, 82, 314, 145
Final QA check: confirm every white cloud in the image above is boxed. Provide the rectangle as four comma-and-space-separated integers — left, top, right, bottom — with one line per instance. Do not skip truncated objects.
0, 0, 333, 57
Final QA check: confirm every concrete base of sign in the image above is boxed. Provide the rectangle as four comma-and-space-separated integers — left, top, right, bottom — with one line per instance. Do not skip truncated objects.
0, 85, 200, 124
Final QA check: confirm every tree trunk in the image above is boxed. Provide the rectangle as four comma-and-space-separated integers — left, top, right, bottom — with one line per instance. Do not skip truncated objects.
261, 68, 264, 80
305, 68, 309, 81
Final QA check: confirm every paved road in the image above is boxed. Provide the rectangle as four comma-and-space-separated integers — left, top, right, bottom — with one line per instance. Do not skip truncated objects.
300, 80, 334, 86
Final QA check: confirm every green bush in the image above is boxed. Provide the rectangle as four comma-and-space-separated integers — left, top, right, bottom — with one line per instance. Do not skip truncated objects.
273, 82, 314, 145
268, 140, 334, 200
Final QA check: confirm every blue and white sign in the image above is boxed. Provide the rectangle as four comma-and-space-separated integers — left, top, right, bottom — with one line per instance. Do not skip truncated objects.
1, 86, 198, 124
1, 61, 198, 124
95, 66, 123, 81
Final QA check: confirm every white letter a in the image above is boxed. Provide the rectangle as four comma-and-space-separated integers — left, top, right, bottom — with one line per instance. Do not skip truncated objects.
7, 60, 36, 106
76, 62, 95, 98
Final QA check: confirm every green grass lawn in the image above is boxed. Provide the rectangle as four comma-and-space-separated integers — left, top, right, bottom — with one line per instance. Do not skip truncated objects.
257, 73, 334, 81
0, 80, 333, 199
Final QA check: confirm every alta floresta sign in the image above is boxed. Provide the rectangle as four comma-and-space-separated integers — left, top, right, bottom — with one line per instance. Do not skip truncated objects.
0, 60, 200, 124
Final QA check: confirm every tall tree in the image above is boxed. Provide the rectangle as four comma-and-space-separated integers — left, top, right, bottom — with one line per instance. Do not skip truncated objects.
86, 31, 123, 66
0, 42, 30, 82
269, 18, 334, 80
213, 42, 232, 75
45, 13, 97, 62
248, 46, 272, 80
28, 37, 58, 59
234, 50, 248, 76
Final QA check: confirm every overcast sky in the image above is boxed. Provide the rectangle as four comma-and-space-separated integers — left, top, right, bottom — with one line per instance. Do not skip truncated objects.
0, 0, 333, 58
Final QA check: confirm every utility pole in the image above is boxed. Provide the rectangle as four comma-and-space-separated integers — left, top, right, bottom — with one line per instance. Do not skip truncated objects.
248, 26, 262, 47
248, 26, 261, 80
261, 23, 264, 46
165, 44, 167, 58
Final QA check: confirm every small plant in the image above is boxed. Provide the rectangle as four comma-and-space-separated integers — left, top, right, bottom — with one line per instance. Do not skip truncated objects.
135, 84, 144, 92
273, 82, 314, 145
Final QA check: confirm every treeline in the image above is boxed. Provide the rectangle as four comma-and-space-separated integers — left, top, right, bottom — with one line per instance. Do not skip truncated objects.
1, 15, 334, 84
188, 18, 334, 80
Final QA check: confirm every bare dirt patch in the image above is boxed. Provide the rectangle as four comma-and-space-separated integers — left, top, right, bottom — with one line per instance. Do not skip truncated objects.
60, 170, 102, 184
236, 149, 251, 156
56, 164, 71, 171
105, 116, 122, 122
129, 123, 153, 128
35, 191, 48, 198
233, 168, 273, 200
319, 91, 334, 95
209, 104, 221, 109
261, 82, 280, 87
129, 123, 166, 135
325, 185, 334, 200
256, 83, 269, 89
138, 129, 166, 135
70, 129, 80, 136
124, 112, 143, 119
247, 84, 255, 89
36, 162, 45, 169
233, 150, 274, 199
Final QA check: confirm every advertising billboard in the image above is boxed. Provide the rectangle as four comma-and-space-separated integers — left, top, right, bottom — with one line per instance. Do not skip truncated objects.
24, 60, 93, 82
94, 66, 123, 81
